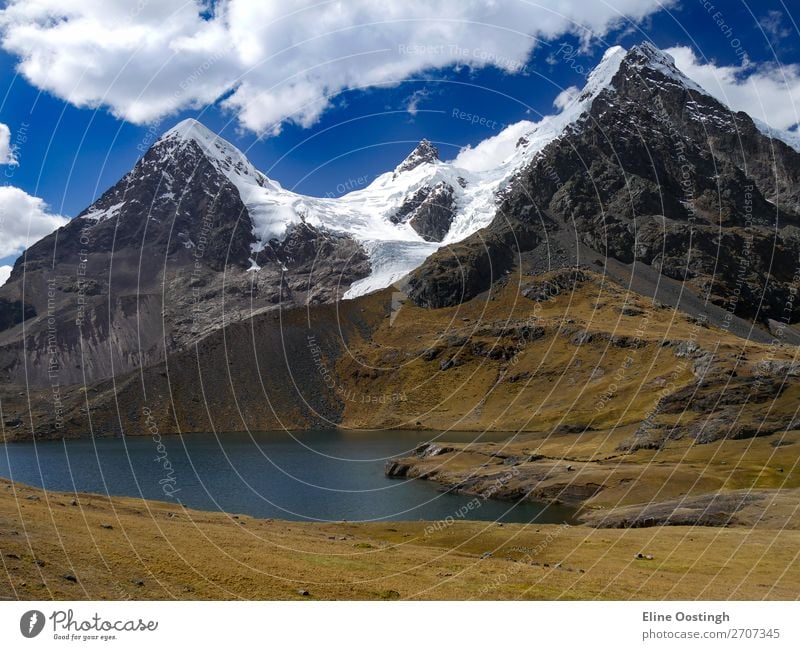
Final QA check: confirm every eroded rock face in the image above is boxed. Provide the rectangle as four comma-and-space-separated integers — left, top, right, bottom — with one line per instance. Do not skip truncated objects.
270, 222, 371, 305
0, 298, 35, 332
406, 218, 540, 308
407, 44, 800, 326
392, 181, 456, 242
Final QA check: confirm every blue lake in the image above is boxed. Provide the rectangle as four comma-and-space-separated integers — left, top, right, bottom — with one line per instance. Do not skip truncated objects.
0, 430, 575, 524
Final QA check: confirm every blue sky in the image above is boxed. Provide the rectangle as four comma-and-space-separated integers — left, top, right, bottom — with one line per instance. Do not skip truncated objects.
1, 0, 799, 274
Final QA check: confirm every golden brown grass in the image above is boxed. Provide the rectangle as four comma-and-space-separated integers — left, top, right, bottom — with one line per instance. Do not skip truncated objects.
1, 479, 798, 600
336, 270, 798, 434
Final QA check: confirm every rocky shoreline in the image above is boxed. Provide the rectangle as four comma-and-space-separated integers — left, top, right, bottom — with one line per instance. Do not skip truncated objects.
385, 431, 800, 530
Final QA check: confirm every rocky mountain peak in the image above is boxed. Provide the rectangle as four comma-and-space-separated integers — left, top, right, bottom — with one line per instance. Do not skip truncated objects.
407, 40, 800, 333
394, 138, 440, 175
551, 43, 708, 126
154, 117, 265, 184
159, 117, 213, 143
615, 41, 705, 95
627, 41, 676, 67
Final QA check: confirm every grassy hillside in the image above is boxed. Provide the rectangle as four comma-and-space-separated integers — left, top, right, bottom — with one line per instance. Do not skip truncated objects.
2, 478, 797, 600
337, 268, 799, 441
3, 268, 797, 445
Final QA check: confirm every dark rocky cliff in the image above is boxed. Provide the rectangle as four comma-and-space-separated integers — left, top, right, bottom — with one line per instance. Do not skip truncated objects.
408, 44, 800, 331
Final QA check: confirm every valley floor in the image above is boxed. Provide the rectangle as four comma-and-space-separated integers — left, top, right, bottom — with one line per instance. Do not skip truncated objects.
1, 477, 798, 600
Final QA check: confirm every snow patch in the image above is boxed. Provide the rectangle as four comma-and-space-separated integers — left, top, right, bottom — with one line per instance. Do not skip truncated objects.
81, 201, 124, 222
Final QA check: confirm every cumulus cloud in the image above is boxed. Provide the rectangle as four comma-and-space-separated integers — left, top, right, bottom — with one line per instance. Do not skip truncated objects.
0, 265, 10, 286
0, 122, 16, 165
0, 186, 68, 258
666, 46, 800, 131
0, 0, 671, 135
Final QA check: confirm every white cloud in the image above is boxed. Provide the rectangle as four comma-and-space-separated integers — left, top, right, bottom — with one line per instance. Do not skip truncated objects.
553, 85, 580, 111
0, 186, 68, 258
666, 46, 800, 131
0, 122, 16, 165
0, 265, 10, 286
759, 10, 791, 42
0, 0, 671, 135
404, 89, 429, 117
453, 120, 534, 172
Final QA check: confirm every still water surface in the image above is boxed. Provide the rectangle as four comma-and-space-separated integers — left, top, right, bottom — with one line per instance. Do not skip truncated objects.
0, 430, 575, 524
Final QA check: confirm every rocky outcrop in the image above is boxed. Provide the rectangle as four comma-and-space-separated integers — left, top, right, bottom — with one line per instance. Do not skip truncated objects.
408, 183, 456, 242
406, 216, 541, 308
268, 222, 371, 304
393, 139, 440, 175
522, 267, 590, 302
392, 181, 457, 242
0, 298, 35, 332
620, 360, 797, 450
580, 490, 764, 528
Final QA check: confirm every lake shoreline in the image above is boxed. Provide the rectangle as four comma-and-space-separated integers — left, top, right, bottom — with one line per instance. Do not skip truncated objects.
0, 422, 561, 443
0, 430, 577, 524
383, 429, 800, 529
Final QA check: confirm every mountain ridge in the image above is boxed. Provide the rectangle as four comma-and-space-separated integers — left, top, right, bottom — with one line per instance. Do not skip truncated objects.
407, 42, 800, 338
2, 41, 799, 390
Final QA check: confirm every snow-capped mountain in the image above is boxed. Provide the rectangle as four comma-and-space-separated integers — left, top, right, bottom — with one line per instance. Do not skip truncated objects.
110, 43, 628, 299
3, 40, 800, 388
409, 42, 800, 332
153, 41, 800, 303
